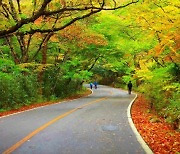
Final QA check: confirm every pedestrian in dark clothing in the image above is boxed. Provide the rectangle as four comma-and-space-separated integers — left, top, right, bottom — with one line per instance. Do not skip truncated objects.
127, 81, 132, 94
94, 81, 97, 89
90, 83, 93, 89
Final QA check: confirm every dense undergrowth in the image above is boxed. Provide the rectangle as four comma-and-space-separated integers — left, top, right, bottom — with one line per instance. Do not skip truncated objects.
0, 59, 84, 111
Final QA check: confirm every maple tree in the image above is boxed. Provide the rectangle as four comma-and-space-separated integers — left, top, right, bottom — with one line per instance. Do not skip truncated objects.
0, 0, 139, 65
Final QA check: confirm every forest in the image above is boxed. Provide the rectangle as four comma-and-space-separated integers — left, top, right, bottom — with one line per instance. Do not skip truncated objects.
0, 0, 179, 129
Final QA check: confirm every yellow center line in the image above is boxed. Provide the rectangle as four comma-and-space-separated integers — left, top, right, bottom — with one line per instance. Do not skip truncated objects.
3, 97, 107, 154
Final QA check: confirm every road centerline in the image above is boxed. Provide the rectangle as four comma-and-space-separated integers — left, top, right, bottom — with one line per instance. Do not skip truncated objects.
3, 97, 108, 154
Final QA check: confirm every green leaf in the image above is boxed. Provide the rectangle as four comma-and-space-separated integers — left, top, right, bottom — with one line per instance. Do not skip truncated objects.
20, 13, 28, 19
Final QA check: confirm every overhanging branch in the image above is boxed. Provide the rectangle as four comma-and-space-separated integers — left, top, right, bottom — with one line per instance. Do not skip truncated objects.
0, 0, 139, 37
17, 9, 103, 35
0, 0, 52, 37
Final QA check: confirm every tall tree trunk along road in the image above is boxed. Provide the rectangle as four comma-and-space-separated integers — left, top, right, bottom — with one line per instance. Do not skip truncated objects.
0, 85, 145, 154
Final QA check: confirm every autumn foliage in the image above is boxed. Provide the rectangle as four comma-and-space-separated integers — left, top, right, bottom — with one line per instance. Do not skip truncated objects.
132, 95, 180, 154
0, 0, 179, 140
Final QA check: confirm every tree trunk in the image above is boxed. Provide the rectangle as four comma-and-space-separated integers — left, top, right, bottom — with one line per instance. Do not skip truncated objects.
38, 32, 53, 95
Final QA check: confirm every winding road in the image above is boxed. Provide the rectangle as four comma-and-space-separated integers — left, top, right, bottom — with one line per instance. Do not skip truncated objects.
0, 85, 146, 154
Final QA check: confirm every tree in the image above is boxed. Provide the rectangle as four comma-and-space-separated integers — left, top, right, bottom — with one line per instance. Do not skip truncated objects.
0, 0, 139, 37
111, 0, 180, 127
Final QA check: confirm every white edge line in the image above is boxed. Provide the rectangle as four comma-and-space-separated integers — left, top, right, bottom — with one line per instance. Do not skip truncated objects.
0, 88, 93, 119
127, 94, 154, 154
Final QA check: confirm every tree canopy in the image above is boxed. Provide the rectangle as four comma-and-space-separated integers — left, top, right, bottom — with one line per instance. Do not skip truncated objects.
0, 0, 138, 37
0, 0, 179, 130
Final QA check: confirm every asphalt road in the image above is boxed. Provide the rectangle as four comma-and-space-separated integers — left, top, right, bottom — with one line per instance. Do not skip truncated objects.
0, 85, 145, 154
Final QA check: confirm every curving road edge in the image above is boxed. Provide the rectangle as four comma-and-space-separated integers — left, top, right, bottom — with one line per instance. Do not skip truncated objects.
1, 86, 153, 154
127, 94, 153, 154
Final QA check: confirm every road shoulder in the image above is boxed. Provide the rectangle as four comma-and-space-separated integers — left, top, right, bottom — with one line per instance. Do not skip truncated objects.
127, 94, 153, 154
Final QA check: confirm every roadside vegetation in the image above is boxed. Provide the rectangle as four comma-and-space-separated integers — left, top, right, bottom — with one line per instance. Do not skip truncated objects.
0, 0, 179, 131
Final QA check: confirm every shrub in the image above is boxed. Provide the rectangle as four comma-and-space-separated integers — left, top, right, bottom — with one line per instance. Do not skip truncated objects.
0, 59, 39, 109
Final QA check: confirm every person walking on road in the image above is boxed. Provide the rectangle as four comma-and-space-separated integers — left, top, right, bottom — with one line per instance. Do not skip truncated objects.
90, 82, 93, 89
94, 81, 97, 89
127, 81, 132, 94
